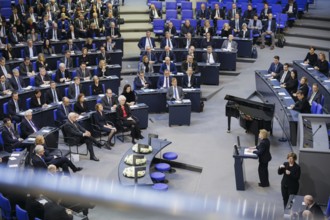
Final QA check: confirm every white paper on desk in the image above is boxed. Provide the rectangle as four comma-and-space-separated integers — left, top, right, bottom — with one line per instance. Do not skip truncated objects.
86, 66, 92, 69
270, 78, 277, 81
38, 199, 48, 205
273, 86, 281, 89
40, 84, 50, 88
42, 129, 51, 133
278, 92, 286, 96
174, 100, 182, 104
9, 157, 17, 160
9, 164, 18, 168
98, 94, 105, 97
265, 74, 271, 77
143, 89, 155, 92
287, 107, 292, 109
177, 72, 184, 75
130, 105, 138, 108
27, 138, 36, 142
324, 80, 330, 83
307, 68, 314, 70
300, 63, 308, 66
78, 115, 84, 120
182, 99, 191, 103
284, 96, 292, 99
244, 148, 255, 155
11, 153, 20, 156
183, 88, 195, 92
50, 54, 57, 57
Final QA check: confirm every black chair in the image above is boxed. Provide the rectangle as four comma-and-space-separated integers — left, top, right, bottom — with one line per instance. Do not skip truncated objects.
90, 113, 116, 145
115, 116, 138, 143
60, 125, 88, 160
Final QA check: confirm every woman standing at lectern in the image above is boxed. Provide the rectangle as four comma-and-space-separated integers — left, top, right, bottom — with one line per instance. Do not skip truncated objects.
278, 152, 301, 208
251, 129, 272, 187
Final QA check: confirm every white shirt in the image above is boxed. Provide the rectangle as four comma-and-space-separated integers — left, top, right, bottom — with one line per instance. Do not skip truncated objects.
227, 41, 232, 51
153, 9, 159, 19
163, 77, 170, 88
29, 47, 34, 57
145, 37, 153, 49
207, 53, 215, 64
288, 5, 293, 13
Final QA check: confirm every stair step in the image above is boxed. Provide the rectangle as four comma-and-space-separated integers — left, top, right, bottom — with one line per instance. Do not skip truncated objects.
294, 19, 330, 31
284, 36, 330, 51
121, 14, 150, 23
285, 27, 330, 41
120, 23, 152, 32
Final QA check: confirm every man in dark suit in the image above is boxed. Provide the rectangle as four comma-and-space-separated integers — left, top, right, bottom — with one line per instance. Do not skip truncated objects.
101, 89, 118, 111
202, 46, 218, 64
7, 91, 22, 122
108, 22, 121, 39
308, 83, 323, 105
182, 33, 197, 49
63, 112, 101, 161
16, 0, 28, 17
62, 39, 79, 53
230, 14, 243, 36
149, 3, 162, 22
74, 14, 88, 38
212, 3, 225, 28
163, 21, 177, 37
261, 13, 276, 50
166, 78, 184, 101
181, 55, 198, 73
35, 67, 51, 87
20, 110, 39, 139
268, 55, 284, 75
8, 27, 22, 44
24, 40, 37, 58
227, 3, 241, 20
44, 200, 74, 220
141, 46, 158, 64
259, 3, 272, 21
159, 46, 176, 63
68, 77, 82, 99
301, 195, 325, 219
19, 57, 34, 76
160, 57, 177, 75
196, 3, 210, 20
30, 89, 47, 108
55, 63, 71, 83
45, 81, 62, 104
56, 97, 72, 123
160, 32, 177, 49
274, 63, 290, 84
290, 90, 311, 113
0, 75, 13, 95
157, 69, 172, 89
98, 46, 111, 64
60, 51, 74, 69
9, 69, 25, 91
134, 71, 152, 90
2, 118, 25, 152
138, 31, 156, 50
182, 68, 196, 88
48, 23, 61, 41
90, 12, 104, 34
9, 8, 23, 27
75, 63, 91, 80
67, 24, 78, 40
180, 19, 195, 37
242, 4, 256, 23
0, 57, 12, 78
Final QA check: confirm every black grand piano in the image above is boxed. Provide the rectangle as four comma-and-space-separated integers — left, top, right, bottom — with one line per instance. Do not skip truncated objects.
225, 95, 275, 145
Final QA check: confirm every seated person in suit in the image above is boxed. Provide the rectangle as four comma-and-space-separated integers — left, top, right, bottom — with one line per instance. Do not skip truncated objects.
182, 33, 196, 49
293, 76, 309, 99
202, 46, 218, 64
10, 69, 26, 91
43, 199, 74, 220
160, 32, 177, 49
0, 75, 13, 96
98, 46, 111, 65
269, 55, 284, 76
73, 93, 89, 114
221, 35, 238, 51
274, 63, 291, 84
32, 140, 82, 175
238, 23, 251, 39
8, 91, 23, 123
35, 67, 51, 87
159, 46, 176, 63
259, 3, 272, 21
91, 76, 103, 95
134, 71, 151, 90
42, 39, 54, 55
289, 90, 311, 113
308, 83, 323, 105
68, 77, 82, 99
141, 46, 157, 64
101, 89, 118, 111
76, 62, 91, 80
30, 89, 47, 108
212, 3, 225, 28
196, 3, 210, 21
314, 52, 329, 76
57, 97, 72, 123
283, 0, 298, 28
19, 57, 35, 76
220, 23, 232, 38
303, 47, 318, 67
84, 38, 94, 51
62, 39, 79, 53
298, 195, 325, 219
2, 118, 25, 153
97, 60, 111, 78
20, 110, 39, 139
198, 19, 214, 37
163, 21, 177, 37
116, 95, 143, 144
139, 55, 154, 74
64, 112, 101, 161
281, 69, 298, 97
181, 19, 195, 37
181, 45, 197, 61
260, 13, 276, 50
104, 36, 116, 52
166, 78, 184, 101
121, 84, 135, 106
160, 57, 177, 75
227, 3, 241, 20
60, 51, 74, 69
200, 32, 215, 49
108, 22, 121, 39
181, 55, 198, 73
45, 81, 62, 104
183, 68, 196, 88
242, 4, 255, 23
25, 39, 37, 58
149, 3, 161, 22
55, 63, 71, 83
0, 57, 12, 78
36, 53, 50, 71
93, 103, 117, 148
230, 14, 243, 37
79, 47, 91, 66
157, 69, 172, 89
248, 14, 263, 43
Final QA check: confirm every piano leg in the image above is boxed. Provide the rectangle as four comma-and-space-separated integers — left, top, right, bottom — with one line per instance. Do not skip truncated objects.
227, 116, 231, 133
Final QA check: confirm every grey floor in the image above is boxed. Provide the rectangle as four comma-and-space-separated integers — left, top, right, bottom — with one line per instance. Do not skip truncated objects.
57, 0, 330, 219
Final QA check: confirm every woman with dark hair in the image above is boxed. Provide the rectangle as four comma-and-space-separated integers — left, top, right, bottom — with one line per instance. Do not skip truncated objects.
121, 84, 135, 106
314, 52, 329, 76
278, 152, 301, 208
294, 76, 309, 98
303, 47, 318, 67
282, 69, 298, 96
79, 47, 91, 65
200, 32, 214, 49
74, 93, 89, 114
93, 103, 117, 148
15, 19, 26, 38
42, 39, 53, 55
91, 76, 103, 95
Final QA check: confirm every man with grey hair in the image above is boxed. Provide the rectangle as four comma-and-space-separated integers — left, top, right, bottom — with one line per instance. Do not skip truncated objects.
25, 39, 37, 58
20, 109, 39, 139
55, 63, 71, 83
10, 68, 26, 90
63, 112, 102, 161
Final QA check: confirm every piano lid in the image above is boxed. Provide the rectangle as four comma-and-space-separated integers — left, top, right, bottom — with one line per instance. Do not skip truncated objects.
225, 94, 275, 121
